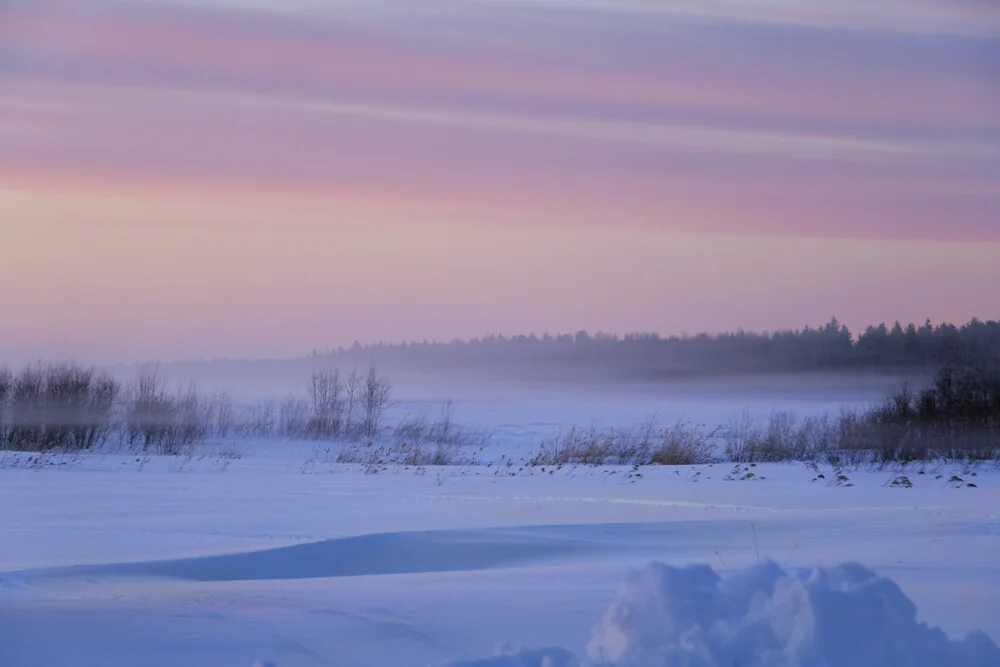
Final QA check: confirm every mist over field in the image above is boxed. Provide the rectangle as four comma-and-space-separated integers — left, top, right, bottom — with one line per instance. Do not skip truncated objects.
138, 360, 914, 405
3, 0, 999, 665
102, 316, 983, 407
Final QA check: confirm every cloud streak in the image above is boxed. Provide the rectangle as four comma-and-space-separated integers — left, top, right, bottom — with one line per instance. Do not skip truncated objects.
1, 0, 998, 360
3, 75, 996, 242
5, 1, 998, 130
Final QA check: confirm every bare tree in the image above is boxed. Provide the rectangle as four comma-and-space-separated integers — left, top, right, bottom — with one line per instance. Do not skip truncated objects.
360, 365, 392, 438
0, 366, 11, 445
307, 367, 343, 438
0, 367, 10, 403
343, 369, 362, 436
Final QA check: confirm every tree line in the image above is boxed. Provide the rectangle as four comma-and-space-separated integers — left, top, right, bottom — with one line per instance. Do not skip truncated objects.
315, 317, 1000, 379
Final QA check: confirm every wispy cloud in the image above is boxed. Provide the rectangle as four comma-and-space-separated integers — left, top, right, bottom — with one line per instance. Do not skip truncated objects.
475, 0, 1000, 36
2, 0, 998, 361
2, 0, 997, 244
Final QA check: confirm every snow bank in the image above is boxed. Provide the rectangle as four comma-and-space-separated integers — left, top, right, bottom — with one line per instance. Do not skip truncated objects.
444, 646, 579, 667
443, 562, 1000, 667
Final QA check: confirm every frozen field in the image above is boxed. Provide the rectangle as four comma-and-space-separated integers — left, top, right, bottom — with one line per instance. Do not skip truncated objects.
210, 370, 918, 457
2, 382, 999, 666
2, 454, 999, 666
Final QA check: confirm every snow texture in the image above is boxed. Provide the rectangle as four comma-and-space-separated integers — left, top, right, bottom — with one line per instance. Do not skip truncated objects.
445, 561, 1000, 667
445, 646, 580, 667
3, 450, 998, 667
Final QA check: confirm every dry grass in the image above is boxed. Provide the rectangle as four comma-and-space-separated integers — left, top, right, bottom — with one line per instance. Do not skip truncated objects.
530, 420, 715, 467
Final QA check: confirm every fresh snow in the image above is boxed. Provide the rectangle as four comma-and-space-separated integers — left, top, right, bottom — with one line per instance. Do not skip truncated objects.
445, 561, 1000, 667
1, 385, 998, 667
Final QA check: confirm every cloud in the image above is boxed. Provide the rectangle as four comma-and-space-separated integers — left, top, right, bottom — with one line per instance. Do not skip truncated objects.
3, 76, 997, 243
473, 0, 1000, 36
1, 0, 997, 243
3, 0, 997, 129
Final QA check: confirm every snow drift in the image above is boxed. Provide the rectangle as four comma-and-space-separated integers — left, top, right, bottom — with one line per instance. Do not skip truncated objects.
443, 561, 1000, 667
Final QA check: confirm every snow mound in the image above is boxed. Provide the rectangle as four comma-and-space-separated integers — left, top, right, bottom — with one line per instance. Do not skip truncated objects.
443, 562, 1000, 667
589, 560, 1000, 666
445, 646, 579, 667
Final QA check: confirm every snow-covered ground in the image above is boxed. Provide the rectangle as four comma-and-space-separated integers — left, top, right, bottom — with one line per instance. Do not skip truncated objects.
2, 450, 999, 666
2, 383, 999, 666
338, 373, 906, 459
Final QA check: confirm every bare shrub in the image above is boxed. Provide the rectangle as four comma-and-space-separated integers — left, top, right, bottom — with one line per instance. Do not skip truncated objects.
343, 370, 362, 436
210, 390, 234, 438
393, 412, 429, 441
649, 421, 714, 465
854, 366, 1000, 463
723, 410, 766, 462
428, 400, 457, 445
307, 367, 343, 438
1, 362, 120, 452
0, 367, 11, 404
532, 421, 713, 467
392, 401, 487, 450
124, 364, 174, 451
7, 364, 45, 450
279, 396, 311, 439
335, 440, 456, 472
275, 367, 390, 442
831, 417, 995, 466
826, 365, 1000, 465
0, 367, 11, 444
239, 399, 276, 438
123, 366, 211, 455
86, 373, 120, 449
615, 419, 657, 465
402, 442, 455, 467
797, 414, 838, 459
724, 410, 835, 463
531, 426, 613, 466
173, 382, 213, 446
933, 427, 1000, 462
360, 366, 392, 438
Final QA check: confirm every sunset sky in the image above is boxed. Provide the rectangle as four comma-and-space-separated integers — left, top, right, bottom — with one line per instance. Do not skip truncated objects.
2, 0, 998, 364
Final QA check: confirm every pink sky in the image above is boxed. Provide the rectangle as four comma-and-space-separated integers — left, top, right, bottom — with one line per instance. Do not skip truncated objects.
1, 0, 998, 363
